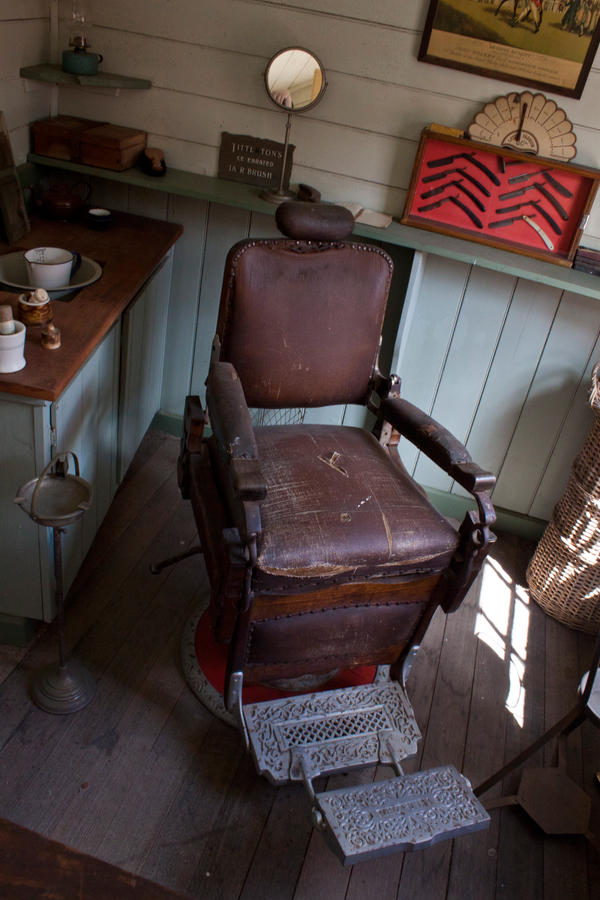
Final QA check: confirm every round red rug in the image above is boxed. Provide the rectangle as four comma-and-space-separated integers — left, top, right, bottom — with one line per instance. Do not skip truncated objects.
181, 602, 382, 726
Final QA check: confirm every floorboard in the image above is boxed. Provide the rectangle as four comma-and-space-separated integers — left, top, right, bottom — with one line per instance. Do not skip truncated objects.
0, 430, 597, 899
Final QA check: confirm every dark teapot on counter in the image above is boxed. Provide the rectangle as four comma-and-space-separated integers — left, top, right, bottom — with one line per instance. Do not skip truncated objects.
31, 179, 91, 221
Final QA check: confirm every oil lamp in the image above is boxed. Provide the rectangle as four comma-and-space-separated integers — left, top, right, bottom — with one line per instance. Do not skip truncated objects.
61, 1, 103, 75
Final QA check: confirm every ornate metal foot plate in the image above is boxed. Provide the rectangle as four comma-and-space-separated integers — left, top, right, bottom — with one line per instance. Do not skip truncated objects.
316, 765, 490, 864
244, 681, 420, 785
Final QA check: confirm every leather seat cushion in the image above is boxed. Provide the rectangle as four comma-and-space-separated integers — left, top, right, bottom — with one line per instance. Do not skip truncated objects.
253, 424, 458, 586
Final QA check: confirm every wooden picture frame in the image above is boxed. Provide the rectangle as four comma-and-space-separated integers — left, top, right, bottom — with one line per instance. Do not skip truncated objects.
401, 127, 600, 267
419, 1, 600, 99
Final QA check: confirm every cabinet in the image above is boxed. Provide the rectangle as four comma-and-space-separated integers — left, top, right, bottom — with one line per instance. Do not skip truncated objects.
0, 254, 173, 625
118, 252, 173, 480
0, 323, 119, 621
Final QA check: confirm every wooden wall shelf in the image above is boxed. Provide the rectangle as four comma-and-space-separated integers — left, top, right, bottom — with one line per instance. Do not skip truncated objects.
23, 152, 600, 302
20, 64, 151, 91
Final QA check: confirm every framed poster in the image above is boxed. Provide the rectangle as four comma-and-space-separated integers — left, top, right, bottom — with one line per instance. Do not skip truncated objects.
419, 1, 600, 99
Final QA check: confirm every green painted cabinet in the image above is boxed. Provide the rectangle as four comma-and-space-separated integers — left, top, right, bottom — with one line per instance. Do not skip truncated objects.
0, 252, 174, 625
0, 323, 120, 622
118, 251, 173, 481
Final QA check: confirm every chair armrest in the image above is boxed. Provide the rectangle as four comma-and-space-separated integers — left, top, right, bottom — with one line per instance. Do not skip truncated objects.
206, 362, 266, 501
380, 397, 496, 495
183, 395, 207, 452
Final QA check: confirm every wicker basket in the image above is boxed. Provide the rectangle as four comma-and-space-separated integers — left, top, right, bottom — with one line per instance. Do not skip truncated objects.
526, 364, 600, 633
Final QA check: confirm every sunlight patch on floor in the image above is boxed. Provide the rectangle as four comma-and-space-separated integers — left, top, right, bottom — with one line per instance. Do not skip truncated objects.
475, 556, 531, 727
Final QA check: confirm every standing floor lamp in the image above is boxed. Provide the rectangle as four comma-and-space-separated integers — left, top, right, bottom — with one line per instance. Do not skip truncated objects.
15, 451, 96, 714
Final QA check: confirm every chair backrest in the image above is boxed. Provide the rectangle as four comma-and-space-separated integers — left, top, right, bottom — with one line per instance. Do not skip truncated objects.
214, 216, 394, 409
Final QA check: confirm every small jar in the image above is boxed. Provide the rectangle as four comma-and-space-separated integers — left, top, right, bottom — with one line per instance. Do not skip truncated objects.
17, 289, 53, 326
41, 322, 62, 350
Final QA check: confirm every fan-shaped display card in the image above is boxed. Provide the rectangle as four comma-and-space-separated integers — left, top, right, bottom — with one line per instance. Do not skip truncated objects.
467, 92, 576, 161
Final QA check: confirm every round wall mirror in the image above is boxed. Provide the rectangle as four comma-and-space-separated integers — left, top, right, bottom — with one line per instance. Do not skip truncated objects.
265, 47, 327, 113
262, 47, 327, 203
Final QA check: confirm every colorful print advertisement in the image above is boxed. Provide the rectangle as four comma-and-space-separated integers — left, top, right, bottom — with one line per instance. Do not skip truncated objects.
419, 1, 600, 98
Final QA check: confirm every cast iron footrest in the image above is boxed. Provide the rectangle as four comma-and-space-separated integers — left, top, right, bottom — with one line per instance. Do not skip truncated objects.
244, 681, 420, 785
316, 764, 490, 864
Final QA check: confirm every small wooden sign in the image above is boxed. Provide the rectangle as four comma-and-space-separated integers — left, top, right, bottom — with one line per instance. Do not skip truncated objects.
218, 132, 294, 190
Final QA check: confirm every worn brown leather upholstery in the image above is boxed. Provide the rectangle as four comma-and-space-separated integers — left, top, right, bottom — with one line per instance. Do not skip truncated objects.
179, 201, 496, 694
216, 241, 392, 408
253, 425, 457, 585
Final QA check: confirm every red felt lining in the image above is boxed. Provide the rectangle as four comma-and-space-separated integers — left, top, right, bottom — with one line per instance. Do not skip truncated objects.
193, 608, 377, 703
408, 136, 592, 260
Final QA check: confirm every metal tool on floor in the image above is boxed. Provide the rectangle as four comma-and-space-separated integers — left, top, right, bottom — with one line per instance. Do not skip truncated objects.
14, 451, 96, 714
475, 625, 600, 852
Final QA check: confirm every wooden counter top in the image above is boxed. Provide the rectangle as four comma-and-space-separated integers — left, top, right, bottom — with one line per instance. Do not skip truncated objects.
0, 213, 182, 401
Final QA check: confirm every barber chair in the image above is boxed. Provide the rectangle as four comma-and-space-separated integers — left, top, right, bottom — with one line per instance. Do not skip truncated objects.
175, 201, 496, 863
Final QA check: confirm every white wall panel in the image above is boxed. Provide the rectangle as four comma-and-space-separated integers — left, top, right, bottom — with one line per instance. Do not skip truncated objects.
413, 266, 515, 491
0, 20, 49, 77
0, 2, 47, 17
457, 278, 563, 496
190, 203, 252, 399
0, 15, 51, 164
160, 194, 210, 416
493, 291, 600, 514
530, 341, 600, 521
395, 253, 469, 474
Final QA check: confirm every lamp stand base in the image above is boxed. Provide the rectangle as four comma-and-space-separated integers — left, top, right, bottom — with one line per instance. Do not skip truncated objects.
260, 187, 296, 204
32, 659, 96, 714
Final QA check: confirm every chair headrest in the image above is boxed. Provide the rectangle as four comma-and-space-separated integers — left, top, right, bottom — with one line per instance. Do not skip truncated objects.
276, 201, 354, 241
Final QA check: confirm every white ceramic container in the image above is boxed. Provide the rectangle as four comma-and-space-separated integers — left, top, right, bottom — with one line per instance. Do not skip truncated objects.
24, 247, 79, 290
0, 320, 26, 372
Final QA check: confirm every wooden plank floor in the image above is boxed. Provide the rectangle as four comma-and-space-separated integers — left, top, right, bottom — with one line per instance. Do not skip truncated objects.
0, 430, 599, 899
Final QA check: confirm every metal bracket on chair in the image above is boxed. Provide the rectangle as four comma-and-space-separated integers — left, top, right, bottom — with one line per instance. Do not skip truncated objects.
441, 506, 496, 614
400, 644, 420, 690
474, 491, 496, 548
383, 736, 405, 777
227, 671, 249, 751
296, 752, 327, 831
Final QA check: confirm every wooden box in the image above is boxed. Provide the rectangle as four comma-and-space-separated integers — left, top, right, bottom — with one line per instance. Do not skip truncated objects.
31, 115, 104, 163
401, 127, 600, 267
80, 124, 147, 171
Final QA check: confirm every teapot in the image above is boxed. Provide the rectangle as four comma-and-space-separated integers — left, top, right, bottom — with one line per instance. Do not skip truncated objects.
31, 179, 91, 221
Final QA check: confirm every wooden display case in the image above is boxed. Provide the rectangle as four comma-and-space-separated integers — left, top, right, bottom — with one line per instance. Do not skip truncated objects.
401, 128, 600, 267
31, 115, 104, 163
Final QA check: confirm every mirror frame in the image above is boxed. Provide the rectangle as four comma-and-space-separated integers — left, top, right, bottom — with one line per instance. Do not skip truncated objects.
264, 46, 327, 113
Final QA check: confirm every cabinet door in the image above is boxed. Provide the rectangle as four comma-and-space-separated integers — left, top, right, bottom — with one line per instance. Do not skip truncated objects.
52, 322, 121, 607
0, 395, 51, 619
0, 323, 120, 623
118, 250, 173, 481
